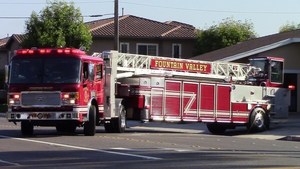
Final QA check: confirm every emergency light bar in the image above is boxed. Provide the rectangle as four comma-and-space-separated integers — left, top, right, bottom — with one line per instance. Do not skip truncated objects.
15, 48, 86, 55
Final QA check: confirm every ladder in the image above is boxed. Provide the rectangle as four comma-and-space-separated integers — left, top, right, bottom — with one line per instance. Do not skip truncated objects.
96, 51, 252, 81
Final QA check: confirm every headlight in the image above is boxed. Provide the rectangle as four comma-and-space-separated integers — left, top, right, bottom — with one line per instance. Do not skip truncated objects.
61, 92, 79, 105
8, 93, 21, 106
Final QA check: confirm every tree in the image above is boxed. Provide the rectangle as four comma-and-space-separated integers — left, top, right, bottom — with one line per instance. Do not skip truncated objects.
196, 18, 256, 55
22, 0, 92, 50
279, 22, 300, 33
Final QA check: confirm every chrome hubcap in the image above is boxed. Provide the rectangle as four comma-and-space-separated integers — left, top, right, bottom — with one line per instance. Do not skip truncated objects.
254, 112, 264, 128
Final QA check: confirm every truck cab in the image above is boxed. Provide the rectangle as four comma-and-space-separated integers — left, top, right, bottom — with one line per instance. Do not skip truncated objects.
6, 48, 107, 136
247, 57, 284, 87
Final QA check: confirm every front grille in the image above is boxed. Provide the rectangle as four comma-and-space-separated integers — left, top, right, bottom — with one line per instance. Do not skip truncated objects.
21, 92, 61, 107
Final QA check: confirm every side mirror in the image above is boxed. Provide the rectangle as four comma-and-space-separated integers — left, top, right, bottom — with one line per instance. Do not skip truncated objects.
4, 65, 9, 83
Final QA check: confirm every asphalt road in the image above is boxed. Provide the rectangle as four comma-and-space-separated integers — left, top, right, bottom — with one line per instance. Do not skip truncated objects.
0, 117, 300, 169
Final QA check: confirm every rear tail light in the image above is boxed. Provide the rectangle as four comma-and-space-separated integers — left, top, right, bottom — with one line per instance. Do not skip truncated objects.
61, 92, 79, 105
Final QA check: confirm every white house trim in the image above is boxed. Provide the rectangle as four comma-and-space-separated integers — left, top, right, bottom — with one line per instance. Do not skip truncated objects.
218, 38, 300, 62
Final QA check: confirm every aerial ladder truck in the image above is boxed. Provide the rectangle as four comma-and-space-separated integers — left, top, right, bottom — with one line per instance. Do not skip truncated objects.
5, 48, 292, 135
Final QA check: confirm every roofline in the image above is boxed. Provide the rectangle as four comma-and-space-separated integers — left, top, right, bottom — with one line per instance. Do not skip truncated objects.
161, 26, 181, 37
89, 15, 129, 32
218, 38, 300, 62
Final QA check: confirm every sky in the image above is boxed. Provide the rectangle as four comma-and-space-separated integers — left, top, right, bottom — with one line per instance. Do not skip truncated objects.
1, 0, 300, 38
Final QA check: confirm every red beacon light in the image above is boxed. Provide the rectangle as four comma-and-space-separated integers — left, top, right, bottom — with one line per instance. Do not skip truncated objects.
38, 49, 52, 54
16, 48, 85, 56
16, 49, 35, 55
56, 48, 85, 55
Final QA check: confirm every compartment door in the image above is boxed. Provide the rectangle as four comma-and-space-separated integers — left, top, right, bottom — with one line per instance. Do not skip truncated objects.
216, 85, 231, 122
165, 80, 181, 120
182, 82, 199, 121
150, 88, 164, 120
200, 83, 215, 121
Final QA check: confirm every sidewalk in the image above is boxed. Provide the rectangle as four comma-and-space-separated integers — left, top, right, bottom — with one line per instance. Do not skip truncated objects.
128, 114, 300, 141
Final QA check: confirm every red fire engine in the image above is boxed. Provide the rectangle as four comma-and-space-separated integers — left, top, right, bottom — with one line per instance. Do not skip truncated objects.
5, 48, 292, 135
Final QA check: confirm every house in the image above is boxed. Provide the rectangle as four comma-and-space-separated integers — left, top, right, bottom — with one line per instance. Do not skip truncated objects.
191, 29, 300, 113
0, 34, 24, 71
0, 37, 10, 71
0, 15, 197, 70
86, 15, 197, 58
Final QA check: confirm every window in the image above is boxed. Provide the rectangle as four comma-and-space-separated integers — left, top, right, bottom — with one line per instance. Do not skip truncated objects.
137, 43, 158, 56
172, 43, 181, 58
83, 62, 94, 81
10, 57, 80, 84
270, 60, 283, 83
120, 42, 129, 53
95, 64, 103, 80
88, 63, 95, 81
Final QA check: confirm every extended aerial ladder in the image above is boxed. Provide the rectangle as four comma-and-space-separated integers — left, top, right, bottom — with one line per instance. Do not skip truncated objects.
95, 51, 252, 82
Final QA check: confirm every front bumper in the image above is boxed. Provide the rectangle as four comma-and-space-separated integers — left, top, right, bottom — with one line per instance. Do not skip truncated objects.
7, 111, 87, 122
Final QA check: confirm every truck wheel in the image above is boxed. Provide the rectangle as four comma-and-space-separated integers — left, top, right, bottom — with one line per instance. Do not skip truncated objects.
248, 107, 268, 132
104, 105, 126, 133
84, 105, 96, 136
21, 121, 34, 136
206, 123, 226, 134
114, 105, 126, 133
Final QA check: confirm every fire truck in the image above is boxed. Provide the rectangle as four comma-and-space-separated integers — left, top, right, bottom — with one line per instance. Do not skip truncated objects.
5, 48, 292, 136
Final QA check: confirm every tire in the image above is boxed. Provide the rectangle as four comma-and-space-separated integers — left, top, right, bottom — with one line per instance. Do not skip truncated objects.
56, 123, 76, 133
248, 107, 268, 132
114, 105, 126, 133
206, 123, 226, 134
84, 105, 96, 136
104, 105, 126, 133
21, 121, 34, 136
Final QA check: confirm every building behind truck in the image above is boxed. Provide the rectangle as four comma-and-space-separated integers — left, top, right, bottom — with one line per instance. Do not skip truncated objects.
5, 48, 293, 135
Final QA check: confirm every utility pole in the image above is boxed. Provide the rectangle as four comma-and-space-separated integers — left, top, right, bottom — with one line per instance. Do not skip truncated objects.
114, 0, 119, 51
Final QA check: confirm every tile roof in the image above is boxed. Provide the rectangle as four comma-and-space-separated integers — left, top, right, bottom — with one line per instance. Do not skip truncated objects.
0, 34, 25, 49
191, 29, 300, 61
87, 15, 196, 39
0, 37, 9, 48
11, 34, 25, 43
0, 15, 196, 47
164, 21, 195, 29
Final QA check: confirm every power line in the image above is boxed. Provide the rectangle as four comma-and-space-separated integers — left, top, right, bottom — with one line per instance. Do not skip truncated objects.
0, 14, 114, 20
0, 1, 113, 5
1, 1, 300, 15
120, 1, 300, 15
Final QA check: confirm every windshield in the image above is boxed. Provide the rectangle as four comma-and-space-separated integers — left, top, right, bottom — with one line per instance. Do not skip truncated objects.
249, 59, 267, 72
10, 57, 81, 84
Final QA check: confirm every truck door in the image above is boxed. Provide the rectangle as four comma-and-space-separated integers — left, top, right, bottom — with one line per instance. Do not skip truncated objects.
82, 62, 95, 105
94, 63, 104, 117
